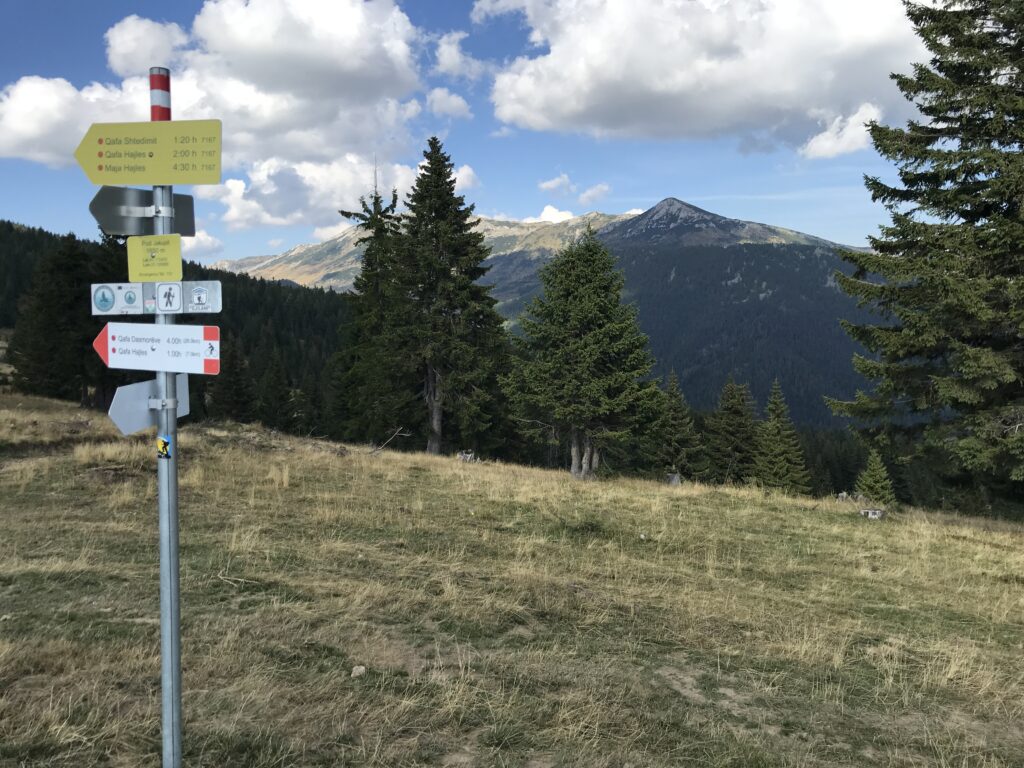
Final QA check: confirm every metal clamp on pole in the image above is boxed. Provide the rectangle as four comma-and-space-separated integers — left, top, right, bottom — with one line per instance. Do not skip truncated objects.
148, 398, 178, 411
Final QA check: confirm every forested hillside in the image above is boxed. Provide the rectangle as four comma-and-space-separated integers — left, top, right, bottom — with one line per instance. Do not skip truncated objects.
1, 221, 350, 419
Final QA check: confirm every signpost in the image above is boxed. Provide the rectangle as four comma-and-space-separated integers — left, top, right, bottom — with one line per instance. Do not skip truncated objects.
80, 67, 223, 767
74, 118, 222, 185
89, 186, 196, 237
128, 235, 183, 282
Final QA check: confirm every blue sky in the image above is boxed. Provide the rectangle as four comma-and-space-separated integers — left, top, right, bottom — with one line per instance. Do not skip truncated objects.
0, 0, 925, 262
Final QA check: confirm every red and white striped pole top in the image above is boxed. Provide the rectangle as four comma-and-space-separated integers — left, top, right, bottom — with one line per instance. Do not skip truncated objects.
150, 67, 171, 122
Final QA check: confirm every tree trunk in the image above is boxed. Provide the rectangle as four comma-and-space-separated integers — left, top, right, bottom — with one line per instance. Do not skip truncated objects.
570, 427, 582, 478
581, 435, 594, 480
425, 364, 443, 454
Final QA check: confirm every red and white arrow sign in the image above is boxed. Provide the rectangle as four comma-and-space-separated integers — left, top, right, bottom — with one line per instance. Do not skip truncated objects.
93, 322, 220, 375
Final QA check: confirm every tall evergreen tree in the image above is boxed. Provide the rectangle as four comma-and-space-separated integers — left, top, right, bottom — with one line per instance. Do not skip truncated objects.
505, 228, 656, 479
829, 0, 1024, 506
654, 372, 708, 480
321, 187, 415, 444
856, 449, 897, 508
393, 137, 508, 454
704, 378, 759, 484
755, 380, 812, 495
256, 350, 290, 429
207, 336, 256, 422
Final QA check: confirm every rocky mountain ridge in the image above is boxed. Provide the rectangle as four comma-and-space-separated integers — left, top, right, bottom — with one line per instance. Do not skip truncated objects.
215, 198, 865, 424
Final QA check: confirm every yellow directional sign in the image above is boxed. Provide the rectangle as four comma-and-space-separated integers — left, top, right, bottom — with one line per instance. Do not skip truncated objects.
127, 234, 183, 282
74, 120, 221, 186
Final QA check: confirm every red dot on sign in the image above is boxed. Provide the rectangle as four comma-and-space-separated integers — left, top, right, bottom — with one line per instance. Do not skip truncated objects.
98, 139, 104, 145
97, 165, 103, 171
97, 151, 103, 158
111, 336, 115, 341
111, 348, 116, 354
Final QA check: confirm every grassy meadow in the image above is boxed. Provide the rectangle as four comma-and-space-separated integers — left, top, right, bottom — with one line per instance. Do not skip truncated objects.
1, 393, 1022, 767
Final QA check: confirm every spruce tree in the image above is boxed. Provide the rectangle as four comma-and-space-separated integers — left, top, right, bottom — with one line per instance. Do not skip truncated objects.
830, 1, 1024, 504
207, 336, 256, 422
505, 228, 655, 479
856, 450, 897, 508
755, 380, 812, 495
393, 137, 508, 454
704, 378, 759, 484
256, 350, 290, 429
655, 372, 708, 480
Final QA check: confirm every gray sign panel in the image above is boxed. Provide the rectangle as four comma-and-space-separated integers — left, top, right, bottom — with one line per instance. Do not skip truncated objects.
108, 374, 190, 436
154, 281, 222, 315
89, 186, 196, 237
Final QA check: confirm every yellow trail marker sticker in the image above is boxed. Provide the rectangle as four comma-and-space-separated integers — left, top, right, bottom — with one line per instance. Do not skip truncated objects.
157, 435, 173, 460
74, 119, 222, 186
128, 235, 183, 282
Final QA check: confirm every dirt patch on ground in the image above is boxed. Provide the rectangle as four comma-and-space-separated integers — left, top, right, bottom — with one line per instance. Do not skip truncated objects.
655, 662, 707, 705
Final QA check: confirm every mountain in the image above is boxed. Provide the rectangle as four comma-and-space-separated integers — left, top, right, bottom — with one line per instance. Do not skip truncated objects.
215, 199, 868, 424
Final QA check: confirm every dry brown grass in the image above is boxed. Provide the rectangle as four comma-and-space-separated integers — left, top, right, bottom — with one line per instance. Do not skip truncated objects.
1, 393, 1022, 767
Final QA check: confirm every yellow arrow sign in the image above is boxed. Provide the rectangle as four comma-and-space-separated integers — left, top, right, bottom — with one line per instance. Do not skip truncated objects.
75, 120, 222, 186
127, 234, 183, 282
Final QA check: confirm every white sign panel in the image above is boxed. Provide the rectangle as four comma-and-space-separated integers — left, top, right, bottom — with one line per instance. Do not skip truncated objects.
91, 283, 144, 315
154, 281, 222, 315
93, 322, 220, 375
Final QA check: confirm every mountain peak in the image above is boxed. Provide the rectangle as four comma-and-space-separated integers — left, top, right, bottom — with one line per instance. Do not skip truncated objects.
642, 197, 721, 224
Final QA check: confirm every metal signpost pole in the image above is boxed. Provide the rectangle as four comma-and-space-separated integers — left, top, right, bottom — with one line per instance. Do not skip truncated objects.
150, 66, 182, 768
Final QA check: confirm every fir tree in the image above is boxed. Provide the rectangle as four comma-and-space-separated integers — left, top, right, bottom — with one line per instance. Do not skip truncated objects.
207, 336, 256, 422
393, 137, 508, 454
704, 378, 759, 484
856, 449, 897, 508
829, 1, 1024, 505
505, 228, 655, 479
333, 185, 421, 445
256, 350, 290, 429
655, 372, 708, 480
755, 380, 812, 495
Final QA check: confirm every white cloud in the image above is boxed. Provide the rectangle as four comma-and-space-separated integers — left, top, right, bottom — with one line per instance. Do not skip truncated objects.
455, 164, 480, 191
623, 207, 645, 215
182, 228, 223, 257
538, 172, 575, 194
105, 15, 189, 77
490, 125, 515, 138
313, 221, 354, 241
0, 0, 427, 230
475, 0, 924, 154
427, 87, 473, 119
800, 103, 882, 159
578, 182, 611, 206
0, 76, 147, 166
268, 238, 284, 248
435, 31, 487, 80
523, 204, 575, 223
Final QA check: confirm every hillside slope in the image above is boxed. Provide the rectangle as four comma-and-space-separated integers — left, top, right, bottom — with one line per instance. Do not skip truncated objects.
2, 394, 1022, 767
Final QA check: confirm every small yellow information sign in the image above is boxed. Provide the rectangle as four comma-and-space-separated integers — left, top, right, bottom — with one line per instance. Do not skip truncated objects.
127, 235, 183, 282
74, 119, 222, 186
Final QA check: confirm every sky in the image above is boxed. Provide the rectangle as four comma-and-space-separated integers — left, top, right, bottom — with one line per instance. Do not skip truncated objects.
0, 0, 927, 262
